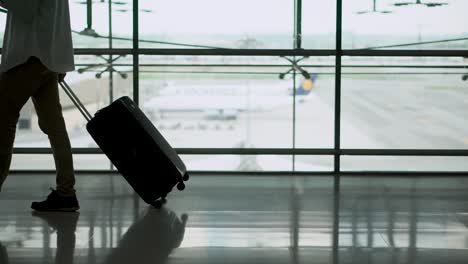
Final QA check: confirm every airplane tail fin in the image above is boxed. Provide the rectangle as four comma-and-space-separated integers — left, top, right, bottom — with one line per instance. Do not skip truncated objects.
288, 73, 318, 96
295, 74, 317, 95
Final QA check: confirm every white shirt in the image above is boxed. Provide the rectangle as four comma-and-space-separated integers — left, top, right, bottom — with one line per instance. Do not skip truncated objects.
0, 0, 75, 73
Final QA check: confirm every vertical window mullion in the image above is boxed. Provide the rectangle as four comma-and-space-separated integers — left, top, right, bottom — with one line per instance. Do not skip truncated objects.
133, 0, 139, 105
333, 0, 343, 261
335, 0, 343, 179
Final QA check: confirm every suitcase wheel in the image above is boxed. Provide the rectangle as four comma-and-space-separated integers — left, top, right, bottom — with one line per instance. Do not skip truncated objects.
177, 182, 186, 191
183, 172, 190, 181
151, 197, 167, 209
151, 200, 162, 209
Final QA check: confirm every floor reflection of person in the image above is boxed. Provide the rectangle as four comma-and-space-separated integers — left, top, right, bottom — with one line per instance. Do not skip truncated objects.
32, 211, 80, 264
103, 206, 188, 264
0, 242, 8, 264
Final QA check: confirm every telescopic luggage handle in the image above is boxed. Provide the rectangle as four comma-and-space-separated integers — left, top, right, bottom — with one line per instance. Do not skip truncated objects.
59, 81, 93, 122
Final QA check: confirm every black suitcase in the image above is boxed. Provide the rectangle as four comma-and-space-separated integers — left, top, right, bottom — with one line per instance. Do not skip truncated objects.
60, 81, 189, 208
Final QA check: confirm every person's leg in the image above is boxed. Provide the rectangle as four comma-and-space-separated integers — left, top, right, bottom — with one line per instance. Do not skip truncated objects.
0, 75, 20, 191
30, 59, 79, 212
0, 60, 43, 191
0, 241, 8, 264
31, 69, 76, 197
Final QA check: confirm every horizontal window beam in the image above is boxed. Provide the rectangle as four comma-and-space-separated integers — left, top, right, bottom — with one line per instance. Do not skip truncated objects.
12, 148, 468, 156
50, 49, 468, 57
8, 170, 468, 177
75, 63, 468, 69
340, 171, 468, 177
340, 149, 468, 156
2, 48, 467, 57
12, 147, 334, 155
125, 64, 468, 69
72, 48, 336, 56
343, 50, 468, 57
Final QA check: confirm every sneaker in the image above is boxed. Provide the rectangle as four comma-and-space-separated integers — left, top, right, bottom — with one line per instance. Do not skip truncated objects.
31, 189, 80, 212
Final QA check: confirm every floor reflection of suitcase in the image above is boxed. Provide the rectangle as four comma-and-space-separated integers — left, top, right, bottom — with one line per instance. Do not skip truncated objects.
103, 207, 188, 264
60, 81, 189, 208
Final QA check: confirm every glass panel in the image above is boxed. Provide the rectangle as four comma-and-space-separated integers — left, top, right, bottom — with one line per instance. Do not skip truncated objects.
184, 155, 293, 171
140, 55, 295, 148
110, 0, 134, 48
70, 0, 133, 48
341, 156, 468, 171
182, 155, 333, 172
10, 154, 111, 170
343, 0, 468, 49
140, 55, 334, 150
294, 58, 335, 148
10, 154, 333, 172
13, 55, 133, 150
302, 0, 336, 49
341, 56, 468, 149
139, 0, 294, 49
295, 156, 334, 171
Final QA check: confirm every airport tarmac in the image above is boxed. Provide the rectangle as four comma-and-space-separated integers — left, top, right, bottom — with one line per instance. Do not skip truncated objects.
10, 74, 468, 171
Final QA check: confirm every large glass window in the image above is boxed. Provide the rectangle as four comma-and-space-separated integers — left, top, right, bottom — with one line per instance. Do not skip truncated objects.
0, 0, 466, 173
140, 56, 294, 148
139, 55, 335, 149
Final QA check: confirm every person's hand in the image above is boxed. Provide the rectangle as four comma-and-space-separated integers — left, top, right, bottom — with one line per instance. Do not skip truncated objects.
58, 73, 66, 82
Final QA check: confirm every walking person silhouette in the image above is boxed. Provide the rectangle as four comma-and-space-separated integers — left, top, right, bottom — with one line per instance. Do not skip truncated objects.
0, 0, 79, 211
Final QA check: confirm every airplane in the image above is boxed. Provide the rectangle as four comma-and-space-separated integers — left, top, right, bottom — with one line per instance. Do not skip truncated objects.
142, 74, 318, 121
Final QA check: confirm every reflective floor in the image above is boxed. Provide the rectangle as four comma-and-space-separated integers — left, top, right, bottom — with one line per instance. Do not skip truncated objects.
1, 174, 468, 263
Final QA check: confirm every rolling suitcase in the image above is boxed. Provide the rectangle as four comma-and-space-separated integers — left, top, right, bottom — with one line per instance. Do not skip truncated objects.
60, 81, 189, 208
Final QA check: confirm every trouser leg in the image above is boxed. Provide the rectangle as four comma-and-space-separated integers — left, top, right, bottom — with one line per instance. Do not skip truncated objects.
0, 106, 15, 191
0, 57, 76, 195
0, 61, 42, 191
32, 70, 75, 196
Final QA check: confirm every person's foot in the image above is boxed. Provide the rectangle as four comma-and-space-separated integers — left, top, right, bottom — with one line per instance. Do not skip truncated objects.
31, 189, 80, 212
